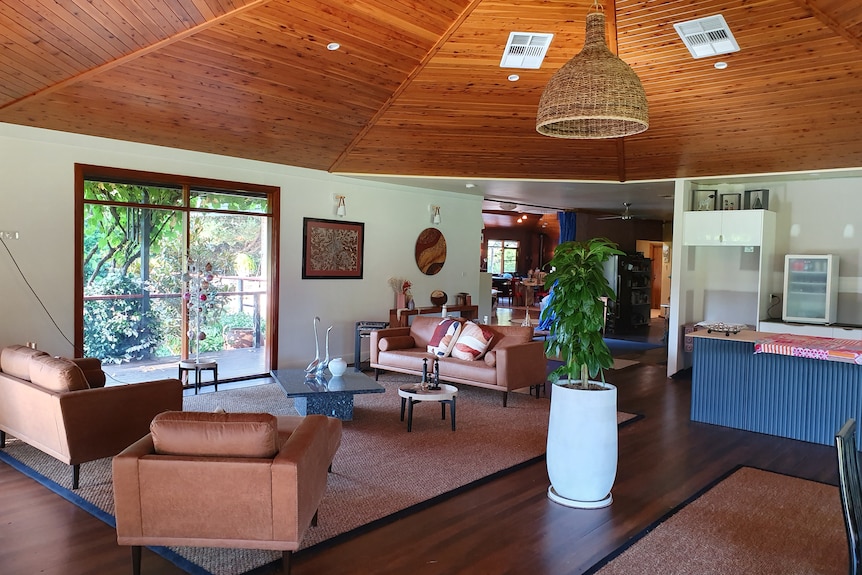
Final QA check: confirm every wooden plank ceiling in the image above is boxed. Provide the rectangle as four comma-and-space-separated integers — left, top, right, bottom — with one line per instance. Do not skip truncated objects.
1, 0, 861, 182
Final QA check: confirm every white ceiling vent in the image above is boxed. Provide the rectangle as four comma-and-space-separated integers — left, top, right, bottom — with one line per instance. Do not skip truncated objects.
673, 15, 739, 59
500, 32, 553, 69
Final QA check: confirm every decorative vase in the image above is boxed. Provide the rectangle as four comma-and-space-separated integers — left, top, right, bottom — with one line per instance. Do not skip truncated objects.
546, 380, 618, 508
329, 357, 347, 377
396, 293, 407, 309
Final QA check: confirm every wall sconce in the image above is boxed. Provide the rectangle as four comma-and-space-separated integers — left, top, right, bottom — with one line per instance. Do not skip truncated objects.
430, 205, 441, 225
335, 195, 346, 217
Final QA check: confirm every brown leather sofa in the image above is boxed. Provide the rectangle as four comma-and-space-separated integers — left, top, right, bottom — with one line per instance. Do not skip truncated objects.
113, 411, 342, 575
370, 315, 547, 406
0, 344, 183, 488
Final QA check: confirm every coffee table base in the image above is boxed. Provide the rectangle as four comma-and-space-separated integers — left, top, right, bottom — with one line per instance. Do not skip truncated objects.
295, 394, 356, 420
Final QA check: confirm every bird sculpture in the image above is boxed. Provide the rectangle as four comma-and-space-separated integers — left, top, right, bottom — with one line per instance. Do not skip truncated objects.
304, 316, 322, 373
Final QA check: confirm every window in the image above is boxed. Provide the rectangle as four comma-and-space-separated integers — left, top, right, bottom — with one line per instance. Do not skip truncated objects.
487, 239, 519, 274
75, 165, 279, 385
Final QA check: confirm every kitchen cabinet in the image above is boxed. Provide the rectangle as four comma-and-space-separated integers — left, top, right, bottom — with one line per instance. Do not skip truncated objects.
682, 210, 774, 246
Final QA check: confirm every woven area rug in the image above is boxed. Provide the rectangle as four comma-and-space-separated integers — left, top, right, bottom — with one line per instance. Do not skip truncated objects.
0, 372, 638, 575
588, 466, 846, 575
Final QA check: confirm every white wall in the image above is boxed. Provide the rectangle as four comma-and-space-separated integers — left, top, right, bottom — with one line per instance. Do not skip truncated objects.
668, 172, 862, 375
0, 123, 483, 368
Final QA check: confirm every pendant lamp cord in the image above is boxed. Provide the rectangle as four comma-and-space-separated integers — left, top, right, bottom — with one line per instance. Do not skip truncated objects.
589, 0, 604, 15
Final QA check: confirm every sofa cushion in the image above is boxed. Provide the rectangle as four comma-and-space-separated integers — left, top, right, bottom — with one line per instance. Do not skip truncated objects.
379, 335, 415, 351
151, 411, 279, 458
438, 356, 497, 385
28, 355, 89, 392
427, 319, 462, 357
451, 321, 494, 361
0, 345, 49, 380
485, 325, 534, 350
378, 348, 436, 371
68, 357, 106, 388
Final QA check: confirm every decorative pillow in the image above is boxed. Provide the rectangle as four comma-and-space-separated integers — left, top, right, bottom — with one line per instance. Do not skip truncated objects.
28, 355, 89, 392
151, 411, 279, 458
451, 321, 495, 361
426, 319, 462, 357
379, 335, 415, 351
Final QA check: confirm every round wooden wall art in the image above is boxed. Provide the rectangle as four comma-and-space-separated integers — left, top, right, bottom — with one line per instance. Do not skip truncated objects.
415, 228, 447, 275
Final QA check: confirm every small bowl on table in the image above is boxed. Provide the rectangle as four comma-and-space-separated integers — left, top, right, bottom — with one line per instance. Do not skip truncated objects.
430, 290, 448, 306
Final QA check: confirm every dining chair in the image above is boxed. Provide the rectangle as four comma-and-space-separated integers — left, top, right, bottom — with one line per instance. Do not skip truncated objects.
836, 418, 862, 575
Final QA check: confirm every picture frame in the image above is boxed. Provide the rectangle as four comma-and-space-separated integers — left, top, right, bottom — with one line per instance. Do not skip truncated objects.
719, 192, 742, 211
744, 189, 769, 210
691, 189, 717, 211
302, 217, 365, 279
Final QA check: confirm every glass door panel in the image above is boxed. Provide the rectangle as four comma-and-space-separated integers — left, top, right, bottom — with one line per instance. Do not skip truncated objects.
187, 211, 268, 379
82, 202, 184, 380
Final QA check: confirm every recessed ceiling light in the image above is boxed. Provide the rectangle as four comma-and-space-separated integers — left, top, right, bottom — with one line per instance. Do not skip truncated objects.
465, 183, 476, 189
714, 61, 728, 70
326, 42, 341, 51
508, 74, 520, 82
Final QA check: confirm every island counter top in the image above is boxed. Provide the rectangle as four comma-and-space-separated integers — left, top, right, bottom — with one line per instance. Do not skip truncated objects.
690, 328, 862, 364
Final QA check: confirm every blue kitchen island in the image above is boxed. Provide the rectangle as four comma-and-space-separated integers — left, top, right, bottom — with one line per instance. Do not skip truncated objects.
691, 330, 862, 445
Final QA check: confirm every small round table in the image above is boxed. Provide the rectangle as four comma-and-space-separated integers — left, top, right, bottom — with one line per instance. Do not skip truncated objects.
178, 360, 218, 394
398, 383, 458, 432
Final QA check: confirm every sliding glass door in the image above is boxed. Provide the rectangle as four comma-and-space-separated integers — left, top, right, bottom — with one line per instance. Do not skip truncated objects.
77, 166, 278, 385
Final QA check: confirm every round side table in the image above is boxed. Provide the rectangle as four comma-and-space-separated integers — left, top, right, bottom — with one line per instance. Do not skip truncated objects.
178, 360, 218, 394
397, 383, 457, 432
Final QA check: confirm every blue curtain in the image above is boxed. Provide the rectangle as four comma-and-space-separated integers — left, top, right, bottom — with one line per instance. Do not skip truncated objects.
539, 211, 577, 330
558, 211, 577, 243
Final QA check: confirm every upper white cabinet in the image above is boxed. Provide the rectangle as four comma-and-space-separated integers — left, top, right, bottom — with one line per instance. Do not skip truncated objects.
682, 210, 775, 246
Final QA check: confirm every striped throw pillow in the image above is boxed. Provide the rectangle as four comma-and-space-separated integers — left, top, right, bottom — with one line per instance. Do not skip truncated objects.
451, 321, 494, 361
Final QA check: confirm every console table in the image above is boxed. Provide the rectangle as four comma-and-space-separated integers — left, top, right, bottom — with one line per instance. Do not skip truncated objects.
389, 304, 479, 327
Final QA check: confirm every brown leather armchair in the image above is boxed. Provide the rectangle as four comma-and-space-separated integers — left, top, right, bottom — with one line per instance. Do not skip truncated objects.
112, 411, 342, 574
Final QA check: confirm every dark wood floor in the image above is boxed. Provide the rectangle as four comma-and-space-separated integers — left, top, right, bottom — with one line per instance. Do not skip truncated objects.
0, 356, 840, 575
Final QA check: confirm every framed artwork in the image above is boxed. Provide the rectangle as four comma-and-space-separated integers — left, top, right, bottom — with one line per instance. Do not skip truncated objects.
302, 217, 364, 279
691, 189, 717, 211
744, 189, 769, 210
719, 192, 741, 211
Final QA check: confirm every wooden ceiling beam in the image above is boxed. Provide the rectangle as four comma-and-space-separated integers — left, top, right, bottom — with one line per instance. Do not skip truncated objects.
0, 0, 271, 112
328, 0, 485, 174
791, 0, 862, 52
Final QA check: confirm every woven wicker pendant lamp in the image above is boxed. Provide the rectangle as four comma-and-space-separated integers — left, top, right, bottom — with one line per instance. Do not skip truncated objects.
536, 2, 648, 139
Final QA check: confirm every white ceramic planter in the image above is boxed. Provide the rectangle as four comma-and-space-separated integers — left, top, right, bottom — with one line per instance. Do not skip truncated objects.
546, 380, 618, 508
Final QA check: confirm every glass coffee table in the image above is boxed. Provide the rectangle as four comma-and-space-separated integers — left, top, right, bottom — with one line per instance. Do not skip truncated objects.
271, 368, 384, 421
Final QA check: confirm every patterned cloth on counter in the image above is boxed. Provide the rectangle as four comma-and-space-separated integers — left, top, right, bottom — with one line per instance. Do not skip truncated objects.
754, 333, 862, 364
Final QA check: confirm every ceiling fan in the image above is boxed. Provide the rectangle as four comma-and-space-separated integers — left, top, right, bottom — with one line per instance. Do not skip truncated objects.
598, 202, 637, 221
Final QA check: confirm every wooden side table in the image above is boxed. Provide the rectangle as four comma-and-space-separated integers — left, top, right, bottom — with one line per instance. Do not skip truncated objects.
178, 360, 218, 394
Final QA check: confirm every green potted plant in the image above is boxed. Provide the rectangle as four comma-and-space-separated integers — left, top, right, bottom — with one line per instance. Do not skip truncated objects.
541, 237, 624, 508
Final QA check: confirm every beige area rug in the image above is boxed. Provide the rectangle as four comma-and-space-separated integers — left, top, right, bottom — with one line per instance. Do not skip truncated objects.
0, 373, 637, 575
589, 466, 846, 575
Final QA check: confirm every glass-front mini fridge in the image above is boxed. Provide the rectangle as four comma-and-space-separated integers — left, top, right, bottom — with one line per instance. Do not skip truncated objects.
782, 254, 839, 324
